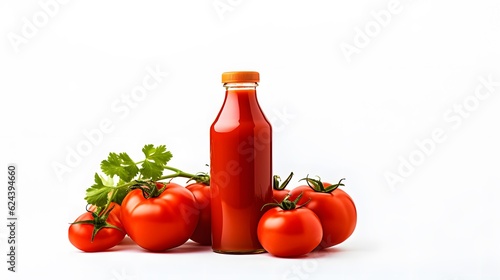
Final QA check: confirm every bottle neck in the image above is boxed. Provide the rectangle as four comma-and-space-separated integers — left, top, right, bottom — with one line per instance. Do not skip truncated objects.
224, 82, 259, 91
219, 82, 264, 122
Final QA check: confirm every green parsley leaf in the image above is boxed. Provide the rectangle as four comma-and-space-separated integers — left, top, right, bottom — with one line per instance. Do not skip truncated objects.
101, 152, 139, 182
100, 174, 115, 186
145, 145, 172, 165
84, 145, 179, 208
140, 144, 172, 180
85, 173, 112, 207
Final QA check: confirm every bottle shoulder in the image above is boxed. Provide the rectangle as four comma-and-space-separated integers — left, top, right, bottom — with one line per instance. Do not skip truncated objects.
211, 90, 271, 133
211, 118, 271, 133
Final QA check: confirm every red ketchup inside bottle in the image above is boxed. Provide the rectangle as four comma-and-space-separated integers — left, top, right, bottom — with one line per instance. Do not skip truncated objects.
210, 71, 273, 254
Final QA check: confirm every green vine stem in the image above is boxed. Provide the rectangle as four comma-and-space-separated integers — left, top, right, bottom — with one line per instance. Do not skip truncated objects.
98, 167, 210, 212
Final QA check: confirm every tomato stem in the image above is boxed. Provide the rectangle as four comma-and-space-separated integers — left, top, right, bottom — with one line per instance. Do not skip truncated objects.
131, 162, 210, 184
299, 175, 346, 193
261, 192, 309, 211
120, 168, 209, 192
70, 205, 124, 242
130, 181, 164, 198
100, 168, 209, 208
273, 172, 294, 191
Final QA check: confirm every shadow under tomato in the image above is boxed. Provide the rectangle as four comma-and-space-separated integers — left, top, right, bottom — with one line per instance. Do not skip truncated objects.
308, 246, 347, 258
101, 236, 139, 252
107, 238, 212, 253
118, 236, 135, 246
262, 246, 348, 259
318, 247, 346, 254
160, 241, 212, 254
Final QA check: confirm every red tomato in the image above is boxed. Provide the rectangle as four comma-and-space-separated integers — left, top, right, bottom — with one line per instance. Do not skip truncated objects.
290, 178, 356, 249
258, 206, 322, 258
186, 183, 211, 245
120, 182, 200, 252
272, 189, 289, 203
68, 211, 125, 252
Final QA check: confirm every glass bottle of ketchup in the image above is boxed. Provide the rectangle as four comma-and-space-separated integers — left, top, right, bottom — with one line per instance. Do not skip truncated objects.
210, 71, 273, 254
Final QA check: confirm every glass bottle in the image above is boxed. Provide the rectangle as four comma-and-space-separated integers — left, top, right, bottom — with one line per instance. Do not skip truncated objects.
210, 71, 273, 254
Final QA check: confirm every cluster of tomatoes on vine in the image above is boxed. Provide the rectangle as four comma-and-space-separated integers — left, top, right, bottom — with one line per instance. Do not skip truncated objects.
69, 171, 356, 258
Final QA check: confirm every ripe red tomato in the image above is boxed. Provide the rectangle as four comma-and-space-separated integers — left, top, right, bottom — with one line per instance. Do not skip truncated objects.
186, 183, 211, 245
273, 189, 290, 202
273, 189, 289, 203
68, 210, 125, 252
120, 182, 200, 252
258, 205, 322, 258
290, 178, 356, 249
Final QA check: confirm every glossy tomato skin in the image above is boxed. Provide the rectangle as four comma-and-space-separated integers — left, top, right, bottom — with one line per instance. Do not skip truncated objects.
272, 189, 290, 203
257, 207, 322, 257
290, 184, 357, 249
68, 211, 125, 252
121, 182, 200, 252
186, 183, 212, 245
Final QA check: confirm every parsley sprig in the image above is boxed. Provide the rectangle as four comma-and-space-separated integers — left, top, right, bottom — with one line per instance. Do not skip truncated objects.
85, 144, 209, 208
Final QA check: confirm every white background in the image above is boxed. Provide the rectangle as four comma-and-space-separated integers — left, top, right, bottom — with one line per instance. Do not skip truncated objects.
1, 0, 500, 279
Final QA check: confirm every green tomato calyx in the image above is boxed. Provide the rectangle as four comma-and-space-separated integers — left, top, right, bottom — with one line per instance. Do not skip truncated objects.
70, 205, 123, 242
300, 175, 345, 193
261, 192, 310, 211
